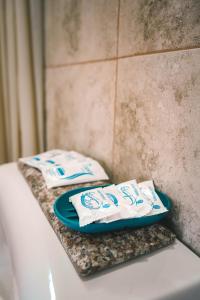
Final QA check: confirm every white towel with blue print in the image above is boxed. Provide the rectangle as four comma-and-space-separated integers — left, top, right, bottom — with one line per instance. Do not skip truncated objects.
19, 149, 85, 170
69, 181, 168, 226
42, 158, 109, 188
138, 180, 168, 215
70, 187, 119, 227
99, 185, 139, 223
116, 180, 152, 218
20, 150, 109, 188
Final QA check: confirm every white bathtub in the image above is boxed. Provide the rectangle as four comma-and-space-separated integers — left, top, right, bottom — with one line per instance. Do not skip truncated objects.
0, 220, 18, 300
0, 162, 200, 300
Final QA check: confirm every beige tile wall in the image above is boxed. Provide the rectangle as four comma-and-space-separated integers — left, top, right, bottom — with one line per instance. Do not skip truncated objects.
46, 61, 116, 174
119, 0, 200, 56
45, 0, 200, 255
45, 0, 118, 65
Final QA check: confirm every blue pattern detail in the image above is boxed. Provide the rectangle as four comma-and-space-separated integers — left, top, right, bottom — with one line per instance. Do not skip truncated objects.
97, 191, 111, 208
57, 167, 65, 176
153, 204, 160, 209
63, 171, 93, 180
120, 186, 136, 206
33, 157, 40, 161
52, 164, 94, 180
136, 199, 144, 205
131, 184, 139, 196
102, 203, 110, 208
150, 188, 157, 201
46, 159, 55, 164
81, 192, 101, 209
106, 193, 119, 206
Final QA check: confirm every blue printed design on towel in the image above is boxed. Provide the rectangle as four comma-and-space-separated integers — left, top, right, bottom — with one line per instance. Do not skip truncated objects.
149, 188, 160, 209
56, 167, 65, 176
136, 199, 144, 205
98, 191, 111, 209
32, 156, 40, 161
81, 192, 101, 209
120, 186, 136, 206
46, 159, 55, 164
120, 186, 144, 206
106, 193, 119, 206
101, 203, 110, 208
150, 187, 157, 201
64, 171, 93, 180
81, 191, 111, 210
131, 184, 139, 196
52, 164, 94, 180
152, 204, 160, 209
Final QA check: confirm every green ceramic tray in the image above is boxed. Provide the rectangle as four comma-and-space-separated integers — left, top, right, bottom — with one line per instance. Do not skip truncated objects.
53, 185, 172, 233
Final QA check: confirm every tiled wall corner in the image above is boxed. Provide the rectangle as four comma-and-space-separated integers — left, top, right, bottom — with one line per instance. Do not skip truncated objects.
113, 48, 200, 254
45, 0, 118, 66
119, 0, 200, 56
46, 61, 116, 174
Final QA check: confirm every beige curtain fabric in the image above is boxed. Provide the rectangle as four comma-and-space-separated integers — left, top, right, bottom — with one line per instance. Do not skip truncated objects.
0, 0, 44, 164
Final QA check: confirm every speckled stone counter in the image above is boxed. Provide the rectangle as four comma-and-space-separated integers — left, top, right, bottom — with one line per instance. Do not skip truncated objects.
18, 161, 176, 276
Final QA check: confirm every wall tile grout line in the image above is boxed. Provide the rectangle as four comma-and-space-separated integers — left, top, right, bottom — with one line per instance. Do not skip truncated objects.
46, 45, 200, 69
46, 57, 117, 69
118, 45, 200, 60
111, 0, 121, 179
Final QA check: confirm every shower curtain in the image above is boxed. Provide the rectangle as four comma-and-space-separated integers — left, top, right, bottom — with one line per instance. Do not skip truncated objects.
0, 0, 44, 163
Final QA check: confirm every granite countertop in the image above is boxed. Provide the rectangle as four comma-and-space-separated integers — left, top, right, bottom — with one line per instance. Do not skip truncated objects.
18, 161, 176, 276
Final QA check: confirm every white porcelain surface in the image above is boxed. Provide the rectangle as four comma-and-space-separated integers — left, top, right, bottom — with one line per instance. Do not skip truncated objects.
0, 163, 200, 300
0, 221, 18, 300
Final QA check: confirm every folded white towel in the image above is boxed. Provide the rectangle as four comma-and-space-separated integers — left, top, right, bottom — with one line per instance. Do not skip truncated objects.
20, 150, 109, 188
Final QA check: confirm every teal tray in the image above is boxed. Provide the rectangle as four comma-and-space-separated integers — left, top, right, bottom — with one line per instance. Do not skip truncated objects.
53, 185, 172, 233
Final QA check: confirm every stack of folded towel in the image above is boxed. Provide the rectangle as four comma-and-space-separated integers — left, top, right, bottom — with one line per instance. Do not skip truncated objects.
20, 149, 109, 188
70, 180, 168, 227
